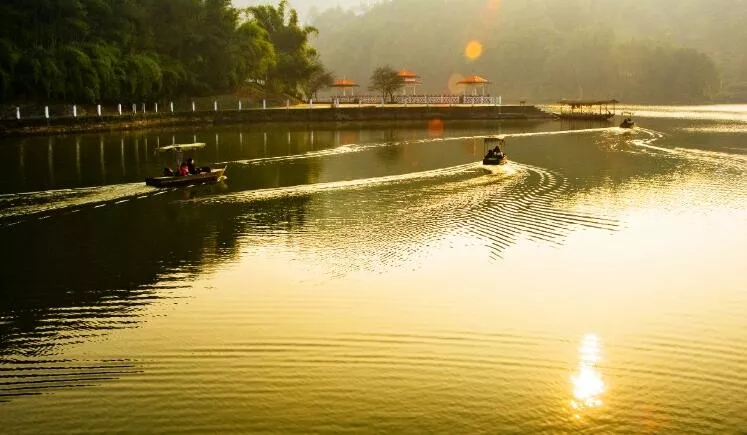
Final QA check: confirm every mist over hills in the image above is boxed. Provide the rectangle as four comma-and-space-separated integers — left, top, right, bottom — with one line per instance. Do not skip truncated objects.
308, 0, 747, 103
232, 0, 368, 22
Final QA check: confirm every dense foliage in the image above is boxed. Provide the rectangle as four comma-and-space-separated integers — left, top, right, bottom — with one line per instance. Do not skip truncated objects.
312, 0, 746, 103
0, 0, 321, 103
246, 1, 319, 97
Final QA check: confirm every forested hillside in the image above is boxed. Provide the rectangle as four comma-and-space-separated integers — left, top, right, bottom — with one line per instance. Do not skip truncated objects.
311, 0, 747, 103
0, 0, 320, 104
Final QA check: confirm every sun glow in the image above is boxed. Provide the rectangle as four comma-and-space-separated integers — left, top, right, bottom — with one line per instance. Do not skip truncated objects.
464, 40, 484, 60
570, 334, 605, 418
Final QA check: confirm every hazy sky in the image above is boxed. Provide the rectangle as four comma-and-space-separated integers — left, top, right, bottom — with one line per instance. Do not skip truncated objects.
232, 0, 365, 21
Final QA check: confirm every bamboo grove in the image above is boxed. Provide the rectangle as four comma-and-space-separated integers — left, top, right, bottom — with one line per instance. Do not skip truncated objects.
0, 0, 324, 104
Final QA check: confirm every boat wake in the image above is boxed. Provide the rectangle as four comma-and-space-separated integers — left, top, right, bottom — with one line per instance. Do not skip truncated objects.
499, 127, 617, 139
632, 127, 747, 170
216, 135, 483, 166
454, 162, 620, 259
0, 183, 160, 226
215, 129, 623, 168
200, 162, 483, 204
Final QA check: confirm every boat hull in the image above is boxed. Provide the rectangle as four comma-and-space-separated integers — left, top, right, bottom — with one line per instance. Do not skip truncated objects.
145, 168, 225, 188
482, 156, 507, 165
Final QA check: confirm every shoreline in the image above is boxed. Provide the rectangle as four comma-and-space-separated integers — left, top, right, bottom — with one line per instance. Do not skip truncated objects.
0, 105, 553, 138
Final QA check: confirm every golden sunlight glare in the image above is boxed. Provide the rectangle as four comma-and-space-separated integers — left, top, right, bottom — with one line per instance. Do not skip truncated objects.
570, 333, 605, 418
465, 40, 484, 61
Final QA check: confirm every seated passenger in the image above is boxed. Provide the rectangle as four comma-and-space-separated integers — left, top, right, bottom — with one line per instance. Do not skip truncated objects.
178, 162, 189, 176
186, 157, 198, 175
186, 157, 211, 174
163, 167, 174, 176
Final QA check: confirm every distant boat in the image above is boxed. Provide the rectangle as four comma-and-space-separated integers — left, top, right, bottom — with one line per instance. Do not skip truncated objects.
156, 142, 206, 152
482, 136, 508, 165
619, 111, 635, 128
145, 166, 227, 188
553, 99, 618, 121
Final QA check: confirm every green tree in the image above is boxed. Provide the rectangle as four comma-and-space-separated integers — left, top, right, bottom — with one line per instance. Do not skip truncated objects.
0, 38, 21, 99
302, 59, 334, 100
246, 0, 319, 98
0, 0, 291, 103
369, 66, 403, 102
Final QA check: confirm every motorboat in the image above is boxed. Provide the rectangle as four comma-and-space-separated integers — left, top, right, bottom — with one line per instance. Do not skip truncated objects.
619, 112, 635, 128
145, 166, 226, 188
482, 136, 508, 165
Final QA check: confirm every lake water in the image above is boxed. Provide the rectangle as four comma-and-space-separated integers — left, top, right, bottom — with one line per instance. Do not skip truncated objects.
1, 107, 746, 433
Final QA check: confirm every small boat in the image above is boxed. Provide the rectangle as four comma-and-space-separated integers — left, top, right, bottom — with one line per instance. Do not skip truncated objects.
145, 166, 227, 188
619, 112, 635, 129
482, 136, 508, 165
156, 142, 206, 152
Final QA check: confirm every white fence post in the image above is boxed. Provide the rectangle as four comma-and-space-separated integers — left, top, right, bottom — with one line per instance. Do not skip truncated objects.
97, 104, 102, 117
238, 101, 242, 111
262, 99, 266, 109
170, 102, 174, 113
142, 103, 146, 113
45, 106, 49, 119
118, 104, 122, 115
214, 101, 218, 112
309, 99, 313, 108
286, 99, 290, 109
132, 104, 137, 113
154, 103, 158, 113
15, 107, 20, 120
73, 105, 77, 118
192, 101, 195, 112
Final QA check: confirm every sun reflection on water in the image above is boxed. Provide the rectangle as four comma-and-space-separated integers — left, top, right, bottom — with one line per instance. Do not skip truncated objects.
570, 334, 605, 419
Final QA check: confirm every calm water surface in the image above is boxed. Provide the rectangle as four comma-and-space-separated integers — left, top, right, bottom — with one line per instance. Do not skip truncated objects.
1, 107, 746, 433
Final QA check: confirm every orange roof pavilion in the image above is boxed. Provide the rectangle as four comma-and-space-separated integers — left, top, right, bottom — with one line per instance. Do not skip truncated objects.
456, 74, 492, 95
398, 69, 421, 95
331, 78, 360, 96
397, 69, 419, 79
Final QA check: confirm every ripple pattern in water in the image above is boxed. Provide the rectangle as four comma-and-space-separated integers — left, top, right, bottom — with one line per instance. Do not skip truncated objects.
1, 113, 747, 434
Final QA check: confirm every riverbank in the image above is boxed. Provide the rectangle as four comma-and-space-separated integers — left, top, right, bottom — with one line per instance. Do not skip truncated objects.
0, 104, 553, 138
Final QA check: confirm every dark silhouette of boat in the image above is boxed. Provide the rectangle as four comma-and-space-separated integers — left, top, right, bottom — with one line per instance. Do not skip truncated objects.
145, 167, 226, 188
619, 112, 635, 128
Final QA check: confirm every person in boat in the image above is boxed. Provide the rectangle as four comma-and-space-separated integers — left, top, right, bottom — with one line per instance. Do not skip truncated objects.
163, 167, 174, 176
493, 145, 504, 159
186, 157, 198, 175
178, 162, 189, 176
186, 157, 211, 174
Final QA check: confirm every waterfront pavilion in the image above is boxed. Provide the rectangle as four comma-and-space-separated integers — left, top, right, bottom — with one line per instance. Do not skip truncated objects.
398, 69, 421, 95
457, 75, 491, 96
331, 79, 359, 96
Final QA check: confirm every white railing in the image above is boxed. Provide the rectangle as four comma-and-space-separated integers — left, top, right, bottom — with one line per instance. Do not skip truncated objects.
4, 95, 507, 120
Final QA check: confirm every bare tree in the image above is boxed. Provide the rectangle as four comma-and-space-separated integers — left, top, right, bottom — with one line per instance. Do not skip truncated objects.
303, 60, 334, 100
369, 66, 404, 103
